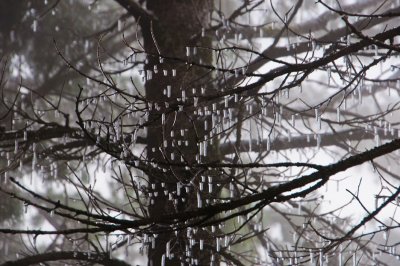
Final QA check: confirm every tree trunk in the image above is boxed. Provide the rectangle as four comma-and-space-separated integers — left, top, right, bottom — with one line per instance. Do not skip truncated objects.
142, 1, 213, 265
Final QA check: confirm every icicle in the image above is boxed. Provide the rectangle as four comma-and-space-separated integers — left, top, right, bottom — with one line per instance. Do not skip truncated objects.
318, 116, 322, 130
161, 113, 165, 125
319, 250, 323, 266
338, 245, 343, 266
166, 85, 171, 98
182, 90, 186, 102
374, 134, 380, 146
166, 241, 170, 258
117, 19, 122, 31
161, 254, 166, 266
32, 20, 38, 32
14, 140, 19, 153
197, 192, 202, 208
146, 70, 153, 80
211, 225, 215, 233
234, 69, 239, 77
199, 142, 203, 156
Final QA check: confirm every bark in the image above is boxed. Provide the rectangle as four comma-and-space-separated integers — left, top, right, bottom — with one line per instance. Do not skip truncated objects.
142, 1, 213, 265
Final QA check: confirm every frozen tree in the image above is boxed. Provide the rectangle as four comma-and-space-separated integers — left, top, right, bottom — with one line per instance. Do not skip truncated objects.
1, 0, 400, 265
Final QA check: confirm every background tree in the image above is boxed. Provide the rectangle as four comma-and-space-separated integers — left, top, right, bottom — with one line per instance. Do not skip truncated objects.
1, 0, 400, 265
